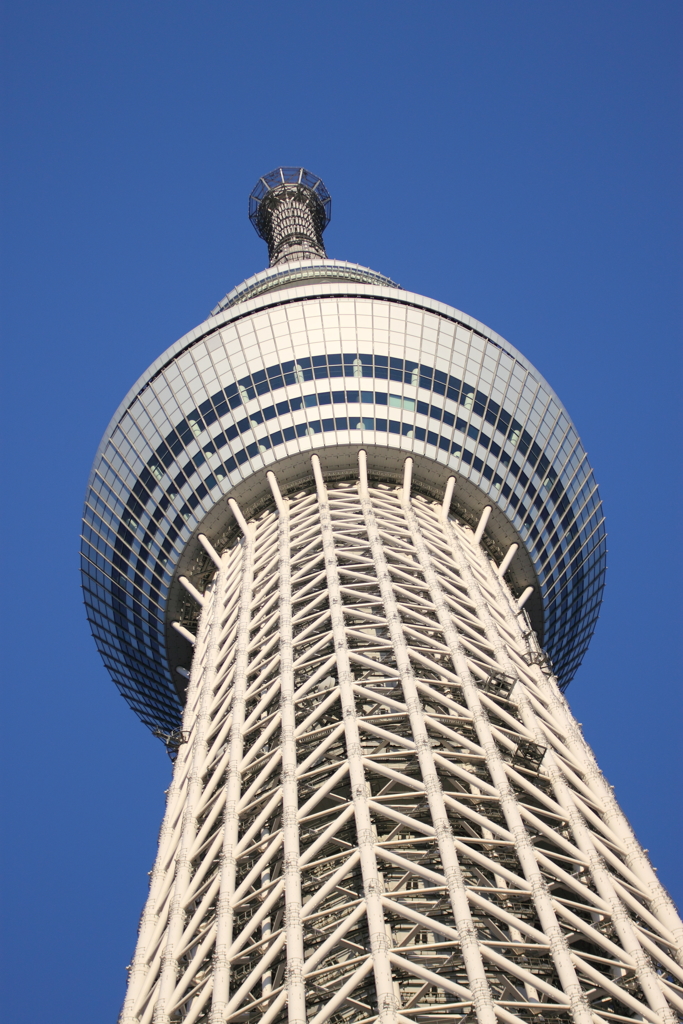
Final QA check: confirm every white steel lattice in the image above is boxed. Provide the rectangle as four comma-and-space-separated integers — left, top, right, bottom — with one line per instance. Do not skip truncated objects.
120, 455, 683, 1024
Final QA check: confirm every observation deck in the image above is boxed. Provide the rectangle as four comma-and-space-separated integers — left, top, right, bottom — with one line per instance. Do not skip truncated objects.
81, 171, 606, 734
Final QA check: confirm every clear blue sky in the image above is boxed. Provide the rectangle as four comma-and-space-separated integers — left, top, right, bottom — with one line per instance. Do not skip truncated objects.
1, 2, 681, 1020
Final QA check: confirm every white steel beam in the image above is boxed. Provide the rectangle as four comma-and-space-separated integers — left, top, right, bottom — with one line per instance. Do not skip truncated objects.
120, 470, 683, 1024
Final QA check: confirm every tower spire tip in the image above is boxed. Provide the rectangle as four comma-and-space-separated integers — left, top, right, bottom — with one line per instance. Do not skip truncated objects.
249, 166, 331, 266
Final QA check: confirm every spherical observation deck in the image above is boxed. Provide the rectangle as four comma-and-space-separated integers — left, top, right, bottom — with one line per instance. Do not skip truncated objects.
81, 188, 605, 736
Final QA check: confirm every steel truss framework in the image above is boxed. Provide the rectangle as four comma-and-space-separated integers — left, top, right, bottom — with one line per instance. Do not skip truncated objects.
121, 454, 683, 1024
249, 167, 331, 266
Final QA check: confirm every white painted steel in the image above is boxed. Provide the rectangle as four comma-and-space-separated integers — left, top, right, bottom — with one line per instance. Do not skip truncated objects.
496, 546, 518, 579
120, 459, 682, 1024
180, 577, 207, 608
473, 506, 491, 545
173, 622, 198, 646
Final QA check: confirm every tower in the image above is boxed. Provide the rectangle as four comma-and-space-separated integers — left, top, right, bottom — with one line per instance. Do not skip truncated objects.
81, 168, 683, 1024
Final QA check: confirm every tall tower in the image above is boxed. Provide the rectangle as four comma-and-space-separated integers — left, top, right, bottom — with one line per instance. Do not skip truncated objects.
82, 169, 683, 1024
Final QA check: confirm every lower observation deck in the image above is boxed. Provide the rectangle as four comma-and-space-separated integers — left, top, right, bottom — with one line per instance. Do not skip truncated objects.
81, 260, 606, 733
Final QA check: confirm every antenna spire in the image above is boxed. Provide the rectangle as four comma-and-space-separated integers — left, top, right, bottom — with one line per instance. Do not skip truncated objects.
249, 167, 331, 266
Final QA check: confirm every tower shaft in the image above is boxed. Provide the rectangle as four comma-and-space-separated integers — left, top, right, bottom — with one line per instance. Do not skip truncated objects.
259, 183, 328, 264
120, 459, 682, 1024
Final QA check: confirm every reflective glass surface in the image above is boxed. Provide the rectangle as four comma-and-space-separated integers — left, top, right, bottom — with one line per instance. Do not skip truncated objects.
82, 274, 605, 732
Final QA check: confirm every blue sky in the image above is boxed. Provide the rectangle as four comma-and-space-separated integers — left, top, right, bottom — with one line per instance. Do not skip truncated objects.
1, 2, 681, 1020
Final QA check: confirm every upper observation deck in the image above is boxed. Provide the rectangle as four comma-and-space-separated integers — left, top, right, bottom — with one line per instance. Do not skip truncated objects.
81, 172, 605, 735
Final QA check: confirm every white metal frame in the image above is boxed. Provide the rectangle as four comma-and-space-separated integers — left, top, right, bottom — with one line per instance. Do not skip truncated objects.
120, 455, 683, 1024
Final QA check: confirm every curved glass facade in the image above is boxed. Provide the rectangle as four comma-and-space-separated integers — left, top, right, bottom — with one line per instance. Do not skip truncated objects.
81, 265, 606, 733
